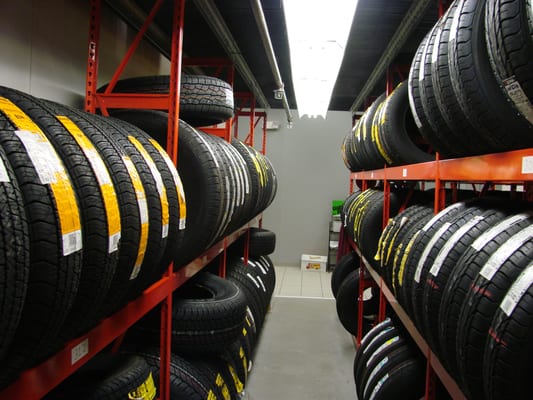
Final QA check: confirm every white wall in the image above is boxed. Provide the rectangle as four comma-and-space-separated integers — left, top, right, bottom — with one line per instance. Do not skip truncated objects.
0, 0, 170, 106
260, 109, 351, 266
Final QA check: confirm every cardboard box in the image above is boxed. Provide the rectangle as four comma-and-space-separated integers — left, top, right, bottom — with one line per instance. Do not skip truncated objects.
301, 254, 327, 271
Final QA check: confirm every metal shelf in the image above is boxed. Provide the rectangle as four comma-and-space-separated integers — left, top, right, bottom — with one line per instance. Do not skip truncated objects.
350, 148, 533, 183
0, 216, 260, 399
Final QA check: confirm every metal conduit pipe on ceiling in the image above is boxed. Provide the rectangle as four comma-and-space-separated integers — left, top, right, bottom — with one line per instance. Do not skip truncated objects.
349, 0, 433, 113
192, 0, 272, 113
249, 0, 292, 124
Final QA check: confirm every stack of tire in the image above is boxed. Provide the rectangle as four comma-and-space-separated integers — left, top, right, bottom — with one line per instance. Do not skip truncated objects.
408, 0, 533, 158
377, 197, 533, 399
331, 251, 379, 337
111, 228, 277, 399
102, 75, 278, 265
341, 81, 434, 171
0, 86, 186, 388
353, 318, 426, 400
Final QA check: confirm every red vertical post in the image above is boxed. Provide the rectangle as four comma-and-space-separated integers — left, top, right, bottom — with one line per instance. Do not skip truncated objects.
219, 240, 228, 278
160, 1, 185, 399
85, 0, 101, 114
425, 354, 437, 400
243, 229, 251, 265
356, 263, 366, 346
249, 97, 256, 148
386, 67, 394, 96
261, 113, 267, 155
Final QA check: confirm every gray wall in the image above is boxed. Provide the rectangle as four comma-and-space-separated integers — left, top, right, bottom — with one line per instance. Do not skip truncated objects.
0, 0, 170, 105
259, 109, 351, 266
0, 1, 352, 268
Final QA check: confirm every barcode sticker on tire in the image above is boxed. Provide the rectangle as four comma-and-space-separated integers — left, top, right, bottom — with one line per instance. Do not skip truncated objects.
71, 338, 89, 365
502, 77, 533, 124
500, 264, 533, 316
0, 157, 9, 182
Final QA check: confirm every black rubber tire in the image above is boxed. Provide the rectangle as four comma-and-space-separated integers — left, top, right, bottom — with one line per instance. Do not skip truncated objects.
456, 225, 533, 400
226, 256, 270, 333
252, 255, 276, 300
438, 211, 533, 378
485, 0, 533, 125
353, 318, 396, 383
363, 358, 425, 400
432, 1, 485, 156
408, 32, 445, 155
0, 145, 29, 364
19, 94, 120, 340
229, 228, 276, 259
375, 81, 435, 166
231, 138, 261, 214
44, 353, 154, 400
402, 201, 468, 328
0, 98, 83, 380
419, 21, 458, 158
104, 116, 186, 285
362, 94, 388, 170
449, 0, 533, 152
331, 251, 359, 298
101, 74, 234, 127
355, 324, 401, 393
38, 102, 143, 322
483, 261, 533, 400
133, 271, 247, 355
220, 338, 249, 395
335, 269, 379, 336
127, 347, 226, 400
421, 206, 508, 356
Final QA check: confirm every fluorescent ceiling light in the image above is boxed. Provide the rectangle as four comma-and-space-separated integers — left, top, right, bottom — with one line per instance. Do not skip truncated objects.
283, 0, 358, 119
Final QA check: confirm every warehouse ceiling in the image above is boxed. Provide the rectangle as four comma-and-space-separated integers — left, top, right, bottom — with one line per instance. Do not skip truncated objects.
117, 0, 440, 114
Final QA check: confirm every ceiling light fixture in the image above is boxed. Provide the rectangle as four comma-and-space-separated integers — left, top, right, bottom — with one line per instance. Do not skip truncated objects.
283, 0, 358, 119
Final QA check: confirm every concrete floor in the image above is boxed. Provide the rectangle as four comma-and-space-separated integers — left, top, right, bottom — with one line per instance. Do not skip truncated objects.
244, 267, 356, 400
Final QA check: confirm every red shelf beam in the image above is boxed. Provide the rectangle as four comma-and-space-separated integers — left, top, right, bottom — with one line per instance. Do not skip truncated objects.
0, 216, 260, 400
350, 148, 533, 183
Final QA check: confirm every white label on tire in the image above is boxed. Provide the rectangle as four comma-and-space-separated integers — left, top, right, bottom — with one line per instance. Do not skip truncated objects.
415, 223, 450, 283
0, 157, 9, 182
367, 337, 398, 367
16, 129, 60, 184
369, 373, 390, 400
363, 327, 394, 354
480, 225, 533, 281
224, 88, 234, 107
472, 213, 531, 251
500, 264, 533, 316
522, 156, 533, 174
430, 216, 484, 277
502, 77, 533, 124
421, 202, 464, 232
364, 357, 389, 398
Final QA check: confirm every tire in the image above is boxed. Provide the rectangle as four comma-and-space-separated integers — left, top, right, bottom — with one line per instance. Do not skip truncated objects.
421, 206, 508, 356
402, 201, 468, 329
105, 117, 186, 284
362, 94, 388, 170
485, 0, 533, 125
431, 1, 484, 156
353, 318, 396, 383
0, 97, 83, 381
44, 353, 154, 400
132, 271, 248, 355
0, 145, 29, 364
449, 0, 533, 153
364, 358, 425, 400
38, 102, 144, 321
226, 256, 270, 333
101, 74, 234, 127
408, 32, 446, 154
331, 251, 359, 298
243, 228, 276, 257
18, 93, 121, 339
483, 261, 533, 400
127, 347, 227, 400
253, 255, 276, 300
335, 269, 379, 336
377, 82, 435, 166
438, 211, 532, 378
418, 21, 460, 159
456, 225, 533, 400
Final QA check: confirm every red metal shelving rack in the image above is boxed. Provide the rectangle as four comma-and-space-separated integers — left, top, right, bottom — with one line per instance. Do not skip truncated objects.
342, 147, 533, 399
0, 0, 269, 398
